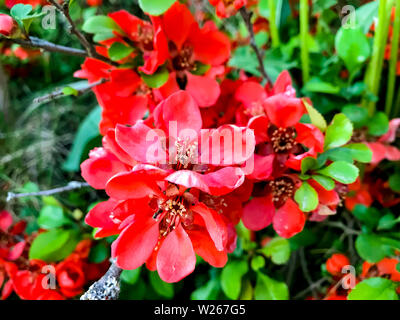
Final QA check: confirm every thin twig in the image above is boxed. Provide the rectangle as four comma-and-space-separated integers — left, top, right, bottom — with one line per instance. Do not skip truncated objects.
6, 181, 90, 202
33, 78, 107, 104
48, 0, 118, 66
323, 221, 361, 236
299, 248, 318, 299
239, 7, 272, 84
0, 36, 87, 57
80, 261, 123, 300
293, 277, 329, 300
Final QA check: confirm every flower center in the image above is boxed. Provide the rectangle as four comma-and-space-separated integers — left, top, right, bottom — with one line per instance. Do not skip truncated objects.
174, 138, 198, 169
172, 45, 195, 71
269, 176, 295, 207
269, 126, 297, 153
137, 25, 154, 51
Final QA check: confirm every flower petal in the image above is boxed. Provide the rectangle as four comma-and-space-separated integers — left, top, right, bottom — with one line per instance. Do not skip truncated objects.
242, 195, 275, 231
272, 198, 305, 238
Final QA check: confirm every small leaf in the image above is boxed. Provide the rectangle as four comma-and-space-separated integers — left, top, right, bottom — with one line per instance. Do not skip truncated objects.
368, 112, 389, 136
221, 260, 248, 300
377, 213, 399, 231
29, 229, 79, 261
140, 68, 169, 88
348, 278, 399, 300
352, 204, 380, 230
82, 15, 122, 35
389, 173, 400, 192
294, 181, 319, 212
121, 268, 141, 285
312, 175, 335, 191
108, 42, 134, 61
254, 272, 289, 300
342, 104, 369, 129
355, 234, 393, 263
10, 4, 33, 20
335, 26, 370, 74
37, 205, 71, 229
138, 0, 176, 16
260, 237, 291, 265
317, 161, 359, 184
301, 156, 318, 174
62, 86, 79, 96
342, 143, 372, 163
324, 114, 353, 150
251, 256, 266, 271
302, 98, 327, 132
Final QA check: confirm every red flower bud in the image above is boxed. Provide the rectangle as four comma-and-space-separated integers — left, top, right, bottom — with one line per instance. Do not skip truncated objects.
0, 14, 17, 37
326, 253, 350, 276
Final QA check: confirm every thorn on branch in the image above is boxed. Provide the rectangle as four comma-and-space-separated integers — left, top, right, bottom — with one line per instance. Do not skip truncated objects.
6, 181, 90, 202
80, 261, 123, 300
239, 7, 272, 85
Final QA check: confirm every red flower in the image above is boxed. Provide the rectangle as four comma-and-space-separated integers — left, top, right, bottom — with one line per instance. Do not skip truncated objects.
56, 259, 86, 298
81, 90, 255, 197
5, 0, 46, 8
87, 0, 102, 6
74, 58, 150, 135
154, 3, 231, 107
86, 169, 230, 282
0, 14, 17, 37
209, 0, 247, 18
345, 178, 373, 211
362, 258, 400, 281
326, 254, 350, 276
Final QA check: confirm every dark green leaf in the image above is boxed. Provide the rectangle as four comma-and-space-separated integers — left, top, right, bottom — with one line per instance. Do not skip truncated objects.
149, 271, 174, 298
259, 237, 291, 265
121, 268, 141, 285
88, 242, 109, 263
140, 68, 169, 88
368, 112, 389, 136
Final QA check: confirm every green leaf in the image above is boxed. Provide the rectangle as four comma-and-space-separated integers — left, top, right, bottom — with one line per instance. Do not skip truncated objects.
348, 278, 399, 300
324, 114, 353, 150
229, 46, 261, 77
355, 234, 394, 263
303, 79, 341, 95
221, 260, 248, 300
389, 173, 400, 192
335, 26, 370, 74
251, 256, 266, 271
301, 157, 318, 174
342, 104, 369, 129
377, 213, 399, 231
355, 1, 379, 34
294, 181, 319, 212
121, 268, 141, 285
312, 175, 335, 191
352, 204, 380, 230
88, 242, 109, 263
108, 42, 134, 61
302, 98, 327, 132
254, 272, 289, 300
62, 86, 79, 97
29, 229, 79, 261
149, 271, 174, 298
10, 4, 33, 20
260, 237, 291, 265
37, 205, 71, 229
342, 143, 372, 163
368, 112, 389, 136
82, 15, 123, 35
317, 161, 359, 184
191, 278, 220, 300
138, 0, 176, 16
62, 106, 101, 172
140, 68, 169, 88
191, 62, 211, 76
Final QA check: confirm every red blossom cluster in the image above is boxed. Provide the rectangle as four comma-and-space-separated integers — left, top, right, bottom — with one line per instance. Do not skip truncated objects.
0, 211, 108, 300
73, 2, 363, 283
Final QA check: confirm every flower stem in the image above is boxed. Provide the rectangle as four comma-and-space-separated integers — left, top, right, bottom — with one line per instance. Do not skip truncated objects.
385, 0, 400, 116
299, 0, 310, 84
268, 0, 280, 47
362, 0, 393, 115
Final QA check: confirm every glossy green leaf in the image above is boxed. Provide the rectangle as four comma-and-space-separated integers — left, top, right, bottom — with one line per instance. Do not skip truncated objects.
149, 271, 174, 298
221, 260, 249, 300
260, 237, 291, 265
342, 104, 369, 129
108, 42, 134, 61
82, 15, 122, 35
342, 143, 372, 163
37, 205, 71, 229
389, 173, 400, 192
368, 112, 389, 136
355, 234, 394, 263
335, 26, 370, 74
352, 204, 380, 230
254, 272, 289, 300
317, 161, 359, 184
312, 175, 335, 191
140, 68, 169, 88
324, 114, 353, 150
294, 182, 319, 212
302, 98, 327, 132
348, 278, 399, 300
121, 268, 141, 285
138, 0, 176, 16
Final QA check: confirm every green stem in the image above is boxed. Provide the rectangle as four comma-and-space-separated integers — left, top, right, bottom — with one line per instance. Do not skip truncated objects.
268, 0, 280, 47
385, 0, 400, 116
362, 0, 393, 115
393, 85, 400, 116
299, 0, 310, 84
